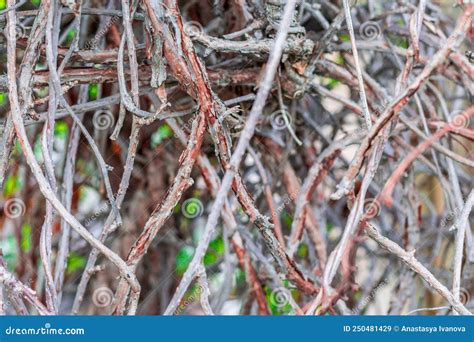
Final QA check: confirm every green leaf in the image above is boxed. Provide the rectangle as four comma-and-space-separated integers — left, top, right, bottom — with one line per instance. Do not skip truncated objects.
0, 0, 6, 10
65, 29, 76, 45
54, 121, 69, 139
66, 253, 86, 274
20, 224, 32, 253
3, 174, 21, 197
209, 236, 224, 255
338, 34, 350, 42
175, 246, 194, 275
335, 54, 344, 65
325, 78, 340, 90
297, 243, 308, 258
88, 84, 98, 100
281, 210, 293, 227
388, 34, 409, 49
203, 251, 217, 265
396, 38, 408, 49
0, 92, 7, 105
235, 267, 246, 285
200, 236, 225, 266
31, 0, 41, 6
265, 285, 293, 315
151, 124, 173, 147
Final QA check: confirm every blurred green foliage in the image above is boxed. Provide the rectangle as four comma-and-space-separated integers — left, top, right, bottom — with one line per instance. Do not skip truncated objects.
175, 236, 225, 275
0, 92, 7, 105
297, 243, 308, 258
151, 124, 173, 147
67, 253, 87, 274
88, 84, 98, 100
65, 29, 76, 45
3, 174, 21, 197
281, 209, 293, 227
264, 284, 293, 315
54, 121, 69, 139
175, 246, 194, 276
20, 223, 32, 253
325, 78, 340, 90
387, 34, 409, 49
338, 33, 350, 42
